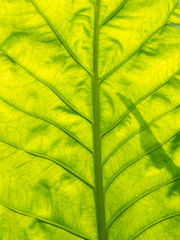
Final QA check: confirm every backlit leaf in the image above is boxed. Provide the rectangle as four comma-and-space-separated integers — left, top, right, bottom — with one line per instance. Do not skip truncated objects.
0, 0, 180, 239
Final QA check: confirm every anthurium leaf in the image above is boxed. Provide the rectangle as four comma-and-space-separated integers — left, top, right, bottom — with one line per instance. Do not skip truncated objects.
0, 0, 180, 240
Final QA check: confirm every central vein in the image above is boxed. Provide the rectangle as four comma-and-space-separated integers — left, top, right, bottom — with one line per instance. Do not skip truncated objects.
92, 1, 108, 239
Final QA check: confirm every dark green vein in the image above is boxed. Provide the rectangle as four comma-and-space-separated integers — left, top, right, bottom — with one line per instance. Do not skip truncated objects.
0, 96, 92, 154
104, 131, 179, 191
0, 49, 92, 124
89, 0, 96, 7
0, 139, 93, 189
99, 2, 177, 83
99, 24, 164, 83
99, 0, 129, 28
30, 0, 92, 77
0, 202, 91, 240
101, 70, 179, 137
107, 176, 180, 228
129, 212, 180, 240
103, 105, 179, 165
92, 0, 108, 239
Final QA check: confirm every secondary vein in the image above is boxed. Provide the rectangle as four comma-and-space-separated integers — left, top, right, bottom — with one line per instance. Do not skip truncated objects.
103, 104, 179, 165
0, 202, 91, 240
129, 212, 180, 240
105, 131, 179, 192
0, 96, 93, 154
107, 176, 180, 228
99, 2, 177, 83
101, 70, 179, 138
99, 0, 129, 28
30, 0, 92, 77
0, 49, 92, 124
0, 139, 93, 189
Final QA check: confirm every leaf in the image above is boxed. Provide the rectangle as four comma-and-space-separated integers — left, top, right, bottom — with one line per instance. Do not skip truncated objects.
0, 0, 180, 239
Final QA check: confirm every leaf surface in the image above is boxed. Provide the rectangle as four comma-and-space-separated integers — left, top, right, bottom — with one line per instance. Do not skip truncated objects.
0, 0, 180, 239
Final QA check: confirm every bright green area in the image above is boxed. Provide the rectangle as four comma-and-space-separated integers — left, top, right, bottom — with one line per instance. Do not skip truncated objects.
0, 0, 180, 239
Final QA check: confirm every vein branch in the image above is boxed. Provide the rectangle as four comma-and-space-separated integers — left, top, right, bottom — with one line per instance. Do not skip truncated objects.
100, 24, 165, 83
0, 202, 91, 240
129, 212, 180, 240
99, 0, 129, 28
0, 49, 92, 124
105, 131, 179, 192
107, 176, 180, 228
0, 139, 93, 189
30, 0, 92, 77
99, 1, 176, 83
103, 104, 179, 165
89, 0, 96, 7
0, 96, 93, 154
101, 70, 179, 138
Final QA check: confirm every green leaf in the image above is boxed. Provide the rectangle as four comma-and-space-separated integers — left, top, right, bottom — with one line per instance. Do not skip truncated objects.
0, 0, 180, 239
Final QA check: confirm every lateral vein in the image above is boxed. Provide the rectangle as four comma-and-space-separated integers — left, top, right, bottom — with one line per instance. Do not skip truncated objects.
107, 176, 180, 228
99, 0, 129, 28
0, 139, 93, 189
105, 131, 179, 191
99, 1, 177, 84
0, 96, 93, 154
0, 49, 92, 124
89, 0, 96, 7
103, 105, 179, 165
0, 202, 91, 240
30, 0, 92, 77
129, 212, 180, 240
101, 70, 179, 137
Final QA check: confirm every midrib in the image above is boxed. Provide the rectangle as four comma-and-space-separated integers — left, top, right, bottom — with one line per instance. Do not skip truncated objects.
92, 0, 108, 239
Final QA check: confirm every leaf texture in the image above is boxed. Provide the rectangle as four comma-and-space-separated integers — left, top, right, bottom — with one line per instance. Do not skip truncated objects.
0, 0, 180, 240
